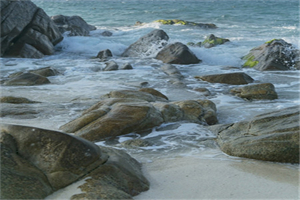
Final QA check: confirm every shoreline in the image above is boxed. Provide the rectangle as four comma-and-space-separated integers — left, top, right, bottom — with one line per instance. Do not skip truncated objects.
135, 154, 299, 199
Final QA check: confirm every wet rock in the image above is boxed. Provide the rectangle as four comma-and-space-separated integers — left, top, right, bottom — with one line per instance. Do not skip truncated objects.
161, 64, 184, 80
230, 83, 278, 100
242, 39, 298, 71
0, 96, 39, 104
121, 63, 133, 70
8, 67, 59, 79
3, 72, 50, 86
202, 34, 230, 48
194, 88, 211, 96
0, 124, 149, 199
0, 105, 39, 118
29, 67, 60, 77
139, 88, 169, 100
154, 19, 217, 29
195, 72, 254, 85
210, 106, 299, 163
51, 15, 96, 36
101, 30, 113, 36
1, 132, 54, 199
96, 49, 112, 60
187, 42, 202, 47
121, 29, 169, 57
121, 139, 153, 148
156, 42, 201, 64
60, 89, 218, 141
104, 61, 119, 71
71, 147, 149, 199
1, 0, 63, 58
0, 124, 108, 197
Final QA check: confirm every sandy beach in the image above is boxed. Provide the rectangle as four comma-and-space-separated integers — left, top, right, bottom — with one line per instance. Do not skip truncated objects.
135, 154, 299, 199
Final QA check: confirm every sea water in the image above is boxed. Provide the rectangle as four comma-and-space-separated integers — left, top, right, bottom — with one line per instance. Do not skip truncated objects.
1, 0, 299, 160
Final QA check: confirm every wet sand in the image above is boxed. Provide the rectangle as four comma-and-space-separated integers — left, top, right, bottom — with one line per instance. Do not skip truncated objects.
135, 155, 299, 199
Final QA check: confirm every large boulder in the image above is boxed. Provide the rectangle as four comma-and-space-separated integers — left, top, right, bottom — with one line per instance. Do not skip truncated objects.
1, 0, 63, 58
51, 15, 96, 36
156, 42, 201, 64
121, 29, 169, 57
60, 89, 218, 141
209, 106, 299, 163
0, 124, 149, 199
230, 83, 278, 100
195, 72, 254, 85
242, 39, 298, 71
154, 19, 217, 29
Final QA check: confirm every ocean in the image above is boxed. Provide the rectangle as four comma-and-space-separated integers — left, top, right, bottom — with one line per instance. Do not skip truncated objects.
1, 0, 299, 161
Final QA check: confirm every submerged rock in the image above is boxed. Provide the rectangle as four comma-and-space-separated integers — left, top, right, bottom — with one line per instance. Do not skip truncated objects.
51, 15, 96, 36
60, 89, 217, 141
0, 96, 39, 104
104, 61, 119, 71
242, 39, 298, 71
0, 124, 149, 199
121, 29, 169, 57
202, 34, 230, 48
121, 63, 133, 70
154, 19, 217, 29
3, 72, 50, 86
210, 106, 300, 164
230, 83, 278, 100
156, 42, 201, 64
196, 72, 254, 85
1, 0, 63, 58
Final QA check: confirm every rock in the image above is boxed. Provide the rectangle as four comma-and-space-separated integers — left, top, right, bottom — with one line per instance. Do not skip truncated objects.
60, 89, 218, 141
101, 30, 113, 36
0, 124, 149, 199
154, 19, 217, 29
195, 72, 254, 85
1, 0, 63, 58
0, 124, 108, 197
139, 88, 169, 100
29, 67, 60, 77
242, 39, 297, 71
96, 49, 112, 60
161, 64, 184, 80
71, 147, 149, 199
51, 15, 96, 36
8, 67, 59, 79
187, 42, 202, 47
121, 63, 133, 70
0, 104, 39, 118
121, 139, 153, 148
0, 132, 53, 199
0, 96, 39, 104
230, 83, 278, 100
3, 72, 50, 86
210, 106, 299, 163
121, 29, 169, 57
156, 42, 201, 64
202, 34, 230, 48
104, 61, 119, 71
194, 88, 211, 96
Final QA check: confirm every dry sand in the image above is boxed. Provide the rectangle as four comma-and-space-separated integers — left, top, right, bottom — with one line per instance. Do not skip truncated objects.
135, 155, 300, 199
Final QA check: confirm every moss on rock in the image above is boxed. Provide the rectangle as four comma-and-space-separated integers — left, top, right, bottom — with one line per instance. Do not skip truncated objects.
242, 55, 259, 68
202, 34, 230, 48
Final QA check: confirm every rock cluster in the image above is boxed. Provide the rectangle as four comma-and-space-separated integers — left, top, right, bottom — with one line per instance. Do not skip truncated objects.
154, 19, 217, 29
60, 89, 218, 141
1, 0, 63, 58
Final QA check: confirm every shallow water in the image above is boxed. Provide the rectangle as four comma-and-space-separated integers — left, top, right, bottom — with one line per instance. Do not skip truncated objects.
1, 0, 299, 173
